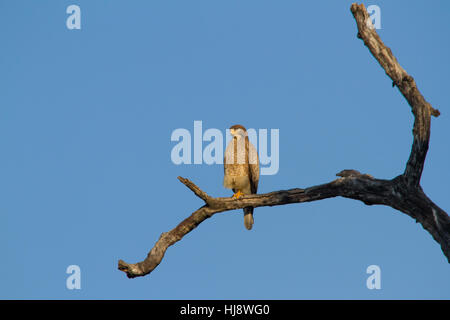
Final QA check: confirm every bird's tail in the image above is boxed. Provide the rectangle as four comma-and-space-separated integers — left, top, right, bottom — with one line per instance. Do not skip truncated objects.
243, 207, 254, 230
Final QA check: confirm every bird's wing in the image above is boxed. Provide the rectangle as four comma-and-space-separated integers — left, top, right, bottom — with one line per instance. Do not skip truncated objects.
223, 140, 232, 174
246, 138, 259, 194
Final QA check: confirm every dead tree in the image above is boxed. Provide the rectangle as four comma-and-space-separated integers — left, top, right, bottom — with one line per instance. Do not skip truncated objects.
118, 3, 449, 278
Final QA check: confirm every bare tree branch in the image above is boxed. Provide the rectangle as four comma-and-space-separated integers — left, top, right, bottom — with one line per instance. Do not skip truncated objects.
118, 3, 450, 278
350, 2, 440, 188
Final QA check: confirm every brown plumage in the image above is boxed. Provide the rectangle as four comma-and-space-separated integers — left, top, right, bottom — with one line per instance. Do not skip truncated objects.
223, 125, 260, 230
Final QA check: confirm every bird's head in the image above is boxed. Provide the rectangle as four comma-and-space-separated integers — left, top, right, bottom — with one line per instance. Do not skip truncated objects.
230, 124, 247, 139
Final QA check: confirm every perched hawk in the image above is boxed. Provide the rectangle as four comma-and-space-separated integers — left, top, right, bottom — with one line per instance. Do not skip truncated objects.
223, 125, 260, 230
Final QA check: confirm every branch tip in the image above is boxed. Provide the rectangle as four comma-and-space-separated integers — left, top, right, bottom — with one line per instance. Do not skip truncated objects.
178, 176, 211, 202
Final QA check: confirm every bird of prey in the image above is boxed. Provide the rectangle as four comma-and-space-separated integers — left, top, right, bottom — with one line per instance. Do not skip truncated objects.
223, 124, 260, 230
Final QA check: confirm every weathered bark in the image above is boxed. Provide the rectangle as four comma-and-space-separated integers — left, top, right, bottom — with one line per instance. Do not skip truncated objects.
118, 3, 449, 278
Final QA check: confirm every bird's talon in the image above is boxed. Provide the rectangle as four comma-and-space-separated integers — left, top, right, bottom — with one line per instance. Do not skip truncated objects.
232, 190, 244, 199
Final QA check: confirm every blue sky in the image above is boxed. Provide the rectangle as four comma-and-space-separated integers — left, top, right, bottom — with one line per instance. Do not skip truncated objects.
0, 0, 449, 299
